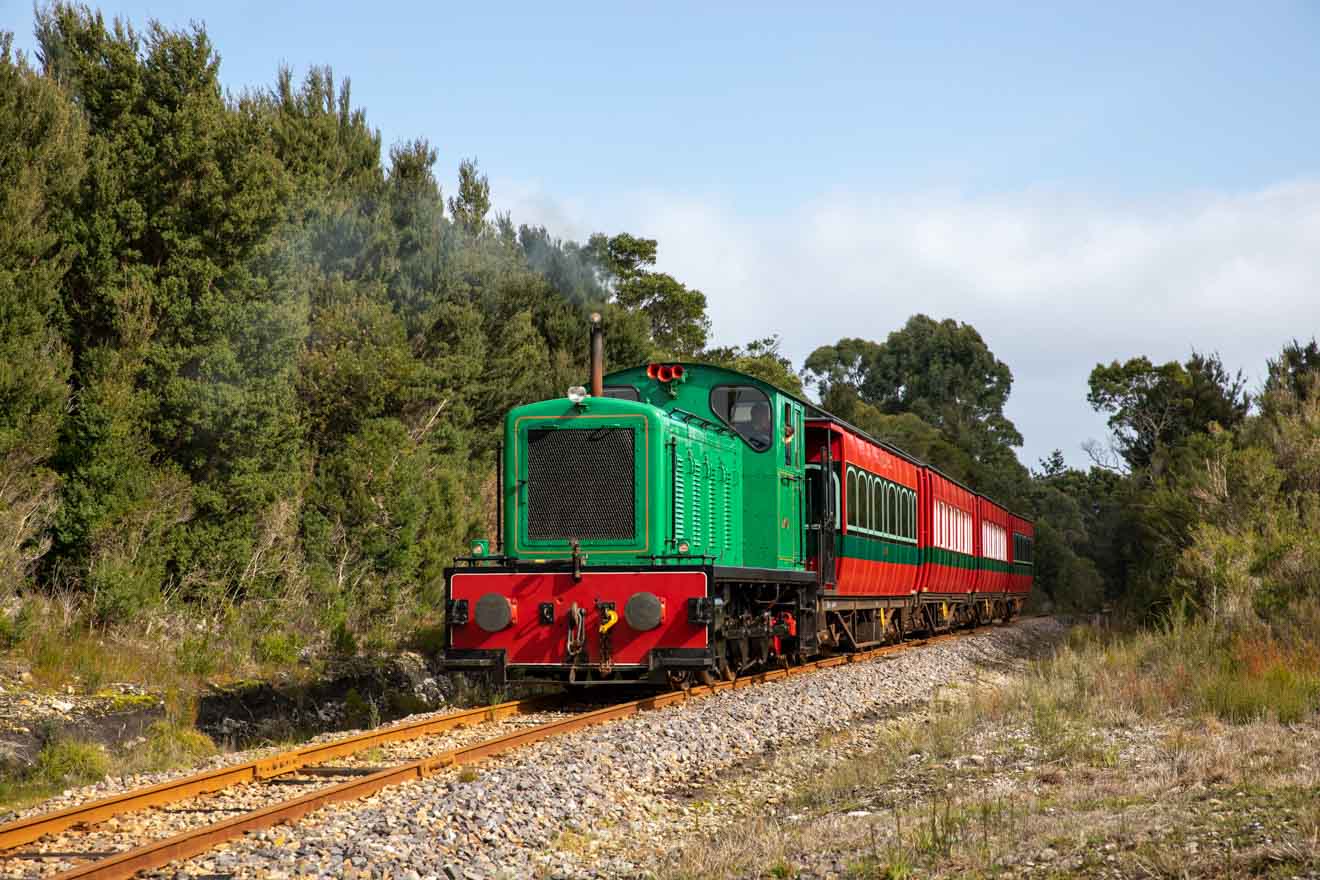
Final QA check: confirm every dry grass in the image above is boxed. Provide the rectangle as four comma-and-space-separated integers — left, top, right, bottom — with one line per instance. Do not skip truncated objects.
2, 586, 449, 701
666, 610, 1320, 879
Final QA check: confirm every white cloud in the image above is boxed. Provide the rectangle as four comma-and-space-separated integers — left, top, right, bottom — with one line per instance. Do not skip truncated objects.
494, 178, 1320, 469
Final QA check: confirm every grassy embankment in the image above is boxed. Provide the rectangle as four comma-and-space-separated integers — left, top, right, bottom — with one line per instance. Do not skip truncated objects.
669, 607, 1320, 879
0, 591, 447, 813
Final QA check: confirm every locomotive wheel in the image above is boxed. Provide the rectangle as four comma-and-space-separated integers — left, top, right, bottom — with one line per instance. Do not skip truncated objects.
699, 669, 718, 687
720, 659, 736, 682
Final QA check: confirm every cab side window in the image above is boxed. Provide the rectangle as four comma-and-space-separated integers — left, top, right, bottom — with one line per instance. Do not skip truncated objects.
710, 385, 773, 451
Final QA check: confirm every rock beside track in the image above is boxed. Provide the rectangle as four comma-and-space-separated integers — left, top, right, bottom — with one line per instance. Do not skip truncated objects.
196, 651, 456, 746
157, 618, 1067, 880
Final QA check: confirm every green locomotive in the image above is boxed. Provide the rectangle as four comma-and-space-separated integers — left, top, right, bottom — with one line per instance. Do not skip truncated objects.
445, 321, 1031, 685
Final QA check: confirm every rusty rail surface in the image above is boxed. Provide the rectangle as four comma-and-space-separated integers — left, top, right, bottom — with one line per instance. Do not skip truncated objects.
0, 694, 561, 852
12, 623, 1001, 880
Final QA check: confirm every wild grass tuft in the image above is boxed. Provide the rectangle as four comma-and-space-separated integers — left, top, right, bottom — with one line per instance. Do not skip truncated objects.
131, 721, 218, 773
35, 738, 110, 786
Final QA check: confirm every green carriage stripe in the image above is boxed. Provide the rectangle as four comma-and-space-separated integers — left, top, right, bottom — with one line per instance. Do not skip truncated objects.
923, 547, 977, 570
840, 533, 921, 566
837, 536, 1021, 573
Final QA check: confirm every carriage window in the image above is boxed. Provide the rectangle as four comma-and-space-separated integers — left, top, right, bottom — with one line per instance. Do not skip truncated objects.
855, 474, 865, 530
602, 385, 640, 401
876, 481, 887, 535
846, 467, 858, 528
710, 386, 773, 452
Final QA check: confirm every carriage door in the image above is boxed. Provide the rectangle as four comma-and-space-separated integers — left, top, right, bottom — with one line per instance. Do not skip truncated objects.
777, 401, 804, 566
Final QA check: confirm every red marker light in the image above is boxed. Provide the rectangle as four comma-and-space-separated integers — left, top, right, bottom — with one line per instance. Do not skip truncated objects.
657, 365, 673, 382
670, 365, 685, 380
646, 363, 660, 379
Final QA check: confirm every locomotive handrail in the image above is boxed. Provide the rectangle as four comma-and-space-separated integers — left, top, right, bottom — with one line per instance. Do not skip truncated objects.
637, 552, 717, 563
665, 407, 732, 435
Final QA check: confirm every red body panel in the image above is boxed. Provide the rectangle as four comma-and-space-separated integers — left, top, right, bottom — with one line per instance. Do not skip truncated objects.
977, 497, 1012, 595
449, 570, 708, 667
832, 428, 921, 598
921, 469, 978, 595
802, 422, 921, 599
835, 555, 919, 596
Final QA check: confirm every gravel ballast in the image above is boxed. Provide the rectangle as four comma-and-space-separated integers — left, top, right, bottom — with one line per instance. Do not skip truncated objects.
131, 618, 1067, 879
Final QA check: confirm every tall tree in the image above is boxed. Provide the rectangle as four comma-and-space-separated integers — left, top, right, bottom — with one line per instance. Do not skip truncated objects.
1264, 338, 1320, 408
1087, 351, 1249, 473
0, 32, 84, 591
805, 315, 1022, 461
587, 232, 710, 356
448, 158, 490, 235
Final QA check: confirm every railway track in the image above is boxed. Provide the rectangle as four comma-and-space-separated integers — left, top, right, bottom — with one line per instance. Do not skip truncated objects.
0, 623, 1003, 879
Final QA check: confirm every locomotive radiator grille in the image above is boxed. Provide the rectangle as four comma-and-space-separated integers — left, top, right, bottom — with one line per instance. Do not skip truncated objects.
526, 427, 635, 541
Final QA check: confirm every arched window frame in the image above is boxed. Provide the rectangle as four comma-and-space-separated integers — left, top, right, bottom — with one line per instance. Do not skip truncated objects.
874, 481, 885, 537
889, 481, 898, 537
859, 472, 870, 533
846, 467, 858, 529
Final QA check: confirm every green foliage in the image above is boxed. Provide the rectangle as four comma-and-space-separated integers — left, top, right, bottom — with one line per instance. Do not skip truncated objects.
702, 336, 803, 395
35, 738, 110, 786
1200, 662, 1320, 724
133, 720, 216, 771
589, 232, 710, 355
1087, 351, 1248, 472
805, 315, 1023, 461
0, 7, 719, 650
448, 157, 490, 234
254, 631, 301, 666
1263, 337, 1320, 407
0, 32, 83, 592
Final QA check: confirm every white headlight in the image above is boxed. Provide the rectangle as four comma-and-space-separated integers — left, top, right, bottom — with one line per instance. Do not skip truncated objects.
566, 385, 587, 403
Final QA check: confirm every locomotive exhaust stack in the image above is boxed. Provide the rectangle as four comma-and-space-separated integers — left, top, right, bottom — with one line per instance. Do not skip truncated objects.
590, 311, 604, 398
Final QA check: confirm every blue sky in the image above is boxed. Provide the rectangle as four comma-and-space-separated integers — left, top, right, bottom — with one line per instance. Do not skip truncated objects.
6, 1, 1319, 468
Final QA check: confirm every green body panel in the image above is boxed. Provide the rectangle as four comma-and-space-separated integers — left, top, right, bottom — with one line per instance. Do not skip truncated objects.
924, 547, 979, 570
502, 364, 806, 571
669, 416, 744, 564
603, 364, 806, 570
503, 390, 744, 566
840, 533, 921, 566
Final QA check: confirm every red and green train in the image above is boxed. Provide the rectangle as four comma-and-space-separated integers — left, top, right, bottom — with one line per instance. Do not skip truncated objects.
445, 347, 1032, 686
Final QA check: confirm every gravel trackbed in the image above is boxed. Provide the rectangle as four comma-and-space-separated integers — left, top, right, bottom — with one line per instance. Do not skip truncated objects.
71, 618, 1066, 879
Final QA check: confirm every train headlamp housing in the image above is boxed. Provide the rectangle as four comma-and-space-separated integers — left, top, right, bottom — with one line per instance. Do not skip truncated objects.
470, 539, 489, 557
566, 385, 588, 404
676, 539, 690, 554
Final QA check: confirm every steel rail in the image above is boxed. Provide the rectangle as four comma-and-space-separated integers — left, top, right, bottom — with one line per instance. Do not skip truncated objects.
0, 694, 562, 852
41, 624, 998, 880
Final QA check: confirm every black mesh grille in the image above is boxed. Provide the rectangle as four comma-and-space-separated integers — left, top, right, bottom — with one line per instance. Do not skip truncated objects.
526, 427, 635, 540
